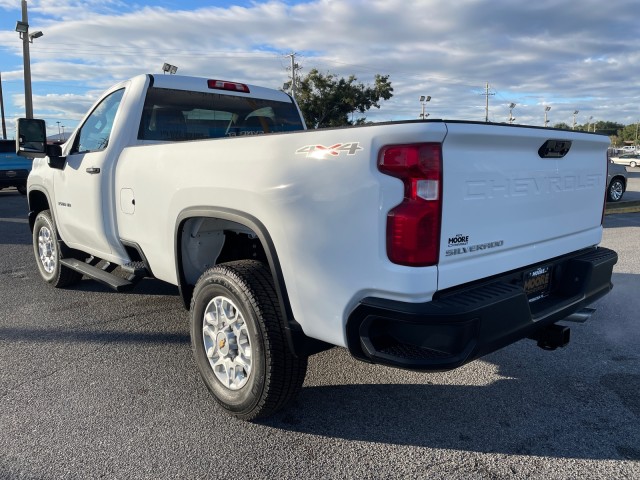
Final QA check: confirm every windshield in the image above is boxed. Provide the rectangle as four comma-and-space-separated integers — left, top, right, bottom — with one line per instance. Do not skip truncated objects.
138, 87, 304, 142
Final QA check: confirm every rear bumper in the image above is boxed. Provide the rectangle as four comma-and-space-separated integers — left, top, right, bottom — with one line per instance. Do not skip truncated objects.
346, 247, 617, 371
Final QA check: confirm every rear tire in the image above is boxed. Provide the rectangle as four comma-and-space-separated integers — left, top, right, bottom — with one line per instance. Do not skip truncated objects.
630, 161, 637, 168
607, 178, 625, 202
17, 184, 27, 195
32, 210, 82, 287
190, 260, 307, 420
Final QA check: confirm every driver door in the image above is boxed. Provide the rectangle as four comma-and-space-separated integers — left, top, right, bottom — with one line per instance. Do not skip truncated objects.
53, 88, 125, 257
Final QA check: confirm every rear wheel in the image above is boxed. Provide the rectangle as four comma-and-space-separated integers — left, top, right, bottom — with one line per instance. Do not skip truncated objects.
32, 210, 82, 287
607, 178, 625, 202
17, 184, 27, 195
630, 161, 637, 168
190, 260, 307, 420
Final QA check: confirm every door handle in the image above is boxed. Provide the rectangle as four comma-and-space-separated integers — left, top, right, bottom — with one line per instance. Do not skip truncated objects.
86, 167, 101, 174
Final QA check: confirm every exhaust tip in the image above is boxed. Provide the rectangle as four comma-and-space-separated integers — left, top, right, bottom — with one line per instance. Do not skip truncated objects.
564, 307, 596, 324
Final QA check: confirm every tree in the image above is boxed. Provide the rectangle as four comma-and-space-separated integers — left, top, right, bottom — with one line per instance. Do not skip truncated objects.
295, 69, 393, 128
553, 122, 571, 130
617, 123, 640, 145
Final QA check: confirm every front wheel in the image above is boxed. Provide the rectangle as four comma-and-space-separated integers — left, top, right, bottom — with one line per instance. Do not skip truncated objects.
32, 210, 82, 287
630, 161, 637, 168
190, 260, 307, 420
607, 179, 625, 202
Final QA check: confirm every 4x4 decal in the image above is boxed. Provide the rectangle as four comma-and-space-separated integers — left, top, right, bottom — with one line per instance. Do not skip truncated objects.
296, 142, 363, 158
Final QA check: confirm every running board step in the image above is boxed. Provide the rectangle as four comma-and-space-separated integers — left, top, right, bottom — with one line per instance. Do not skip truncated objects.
121, 261, 149, 278
60, 258, 133, 292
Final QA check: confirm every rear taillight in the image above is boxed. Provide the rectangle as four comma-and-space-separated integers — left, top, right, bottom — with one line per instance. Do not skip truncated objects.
378, 143, 442, 266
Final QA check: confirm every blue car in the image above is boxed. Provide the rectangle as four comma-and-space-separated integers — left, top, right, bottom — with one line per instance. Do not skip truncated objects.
0, 139, 32, 195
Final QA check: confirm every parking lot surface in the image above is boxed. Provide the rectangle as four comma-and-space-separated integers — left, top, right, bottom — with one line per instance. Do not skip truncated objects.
1, 190, 639, 479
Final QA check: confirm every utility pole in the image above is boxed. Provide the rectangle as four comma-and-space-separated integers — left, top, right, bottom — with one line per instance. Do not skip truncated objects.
20, 0, 33, 119
285, 52, 301, 98
0, 72, 7, 139
483, 82, 494, 122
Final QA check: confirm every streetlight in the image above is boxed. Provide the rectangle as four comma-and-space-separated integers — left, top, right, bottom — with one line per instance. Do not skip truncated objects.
419, 95, 431, 119
508, 103, 516, 124
162, 63, 178, 75
544, 106, 551, 128
15, 0, 43, 119
572, 110, 579, 130
587, 115, 593, 132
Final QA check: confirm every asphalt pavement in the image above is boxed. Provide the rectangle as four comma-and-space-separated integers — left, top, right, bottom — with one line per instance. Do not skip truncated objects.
0, 189, 639, 479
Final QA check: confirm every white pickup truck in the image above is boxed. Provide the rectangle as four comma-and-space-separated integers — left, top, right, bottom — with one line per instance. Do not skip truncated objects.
17, 74, 617, 420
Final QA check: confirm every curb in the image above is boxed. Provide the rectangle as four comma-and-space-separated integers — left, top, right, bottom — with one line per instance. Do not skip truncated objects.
605, 200, 640, 215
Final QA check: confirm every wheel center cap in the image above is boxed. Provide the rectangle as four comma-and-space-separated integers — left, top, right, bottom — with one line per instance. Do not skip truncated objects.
216, 332, 230, 355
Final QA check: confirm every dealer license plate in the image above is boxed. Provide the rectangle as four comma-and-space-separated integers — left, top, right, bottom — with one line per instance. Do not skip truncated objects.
523, 265, 552, 303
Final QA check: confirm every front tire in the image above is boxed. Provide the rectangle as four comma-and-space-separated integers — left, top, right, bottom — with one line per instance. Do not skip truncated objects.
630, 161, 637, 168
190, 260, 307, 420
607, 178, 625, 202
32, 210, 82, 287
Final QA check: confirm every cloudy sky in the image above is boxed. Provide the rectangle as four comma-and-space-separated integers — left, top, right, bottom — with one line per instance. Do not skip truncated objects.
0, 0, 638, 138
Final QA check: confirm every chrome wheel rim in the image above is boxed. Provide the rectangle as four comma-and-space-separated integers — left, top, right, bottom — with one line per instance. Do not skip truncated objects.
37, 225, 56, 274
202, 296, 252, 390
610, 181, 623, 201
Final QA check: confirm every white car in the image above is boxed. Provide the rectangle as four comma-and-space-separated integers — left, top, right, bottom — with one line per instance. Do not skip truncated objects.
611, 153, 639, 168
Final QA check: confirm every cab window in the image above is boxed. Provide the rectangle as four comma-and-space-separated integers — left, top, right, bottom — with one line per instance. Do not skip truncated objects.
71, 89, 125, 154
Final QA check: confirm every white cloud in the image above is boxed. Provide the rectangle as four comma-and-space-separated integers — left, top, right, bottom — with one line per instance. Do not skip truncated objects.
1, 0, 638, 135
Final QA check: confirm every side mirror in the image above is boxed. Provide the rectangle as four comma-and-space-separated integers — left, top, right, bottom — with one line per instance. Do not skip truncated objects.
16, 118, 47, 158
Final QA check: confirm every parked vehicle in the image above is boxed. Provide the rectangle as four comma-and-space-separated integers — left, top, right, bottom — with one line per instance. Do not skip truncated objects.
16, 74, 617, 420
607, 160, 628, 202
610, 153, 639, 168
0, 139, 31, 194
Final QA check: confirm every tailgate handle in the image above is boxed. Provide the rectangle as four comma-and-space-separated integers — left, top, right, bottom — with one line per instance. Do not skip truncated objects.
538, 139, 572, 158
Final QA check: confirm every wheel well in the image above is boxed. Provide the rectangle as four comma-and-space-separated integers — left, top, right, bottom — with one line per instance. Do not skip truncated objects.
176, 211, 332, 358
179, 216, 268, 290
610, 175, 626, 189
27, 190, 50, 231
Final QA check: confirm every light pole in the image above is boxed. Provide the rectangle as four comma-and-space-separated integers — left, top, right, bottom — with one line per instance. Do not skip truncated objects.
572, 110, 579, 130
419, 95, 431, 119
0, 72, 6, 139
61, 125, 65, 141
508, 103, 516, 124
587, 116, 593, 132
15, 0, 43, 119
544, 106, 551, 127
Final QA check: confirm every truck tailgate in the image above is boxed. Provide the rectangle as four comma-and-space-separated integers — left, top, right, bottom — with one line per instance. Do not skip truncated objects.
438, 122, 610, 290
